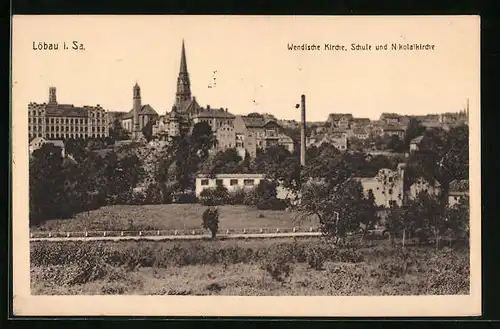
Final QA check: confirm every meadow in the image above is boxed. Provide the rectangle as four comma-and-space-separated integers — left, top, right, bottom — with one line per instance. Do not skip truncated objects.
31, 237, 470, 296
30, 204, 318, 233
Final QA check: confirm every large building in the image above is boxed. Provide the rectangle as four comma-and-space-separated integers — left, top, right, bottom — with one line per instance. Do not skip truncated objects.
120, 83, 159, 137
28, 87, 109, 140
153, 40, 237, 144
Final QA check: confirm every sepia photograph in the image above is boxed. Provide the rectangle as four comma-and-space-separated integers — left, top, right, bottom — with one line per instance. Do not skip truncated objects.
12, 15, 480, 316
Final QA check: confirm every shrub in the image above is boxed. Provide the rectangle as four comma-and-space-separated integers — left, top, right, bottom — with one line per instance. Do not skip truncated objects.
306, 247, 325, 270
173, 192, 198, 204
261, 255, 292, 283
228, 188, 247, 205
144, 183, 164, 205
199, 186, 230, 206
202, 207, 220, 239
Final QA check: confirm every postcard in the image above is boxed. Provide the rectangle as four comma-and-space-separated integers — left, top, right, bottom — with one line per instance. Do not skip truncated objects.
11, 15, 481, 317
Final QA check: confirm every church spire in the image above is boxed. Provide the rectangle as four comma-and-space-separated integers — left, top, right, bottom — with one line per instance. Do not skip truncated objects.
175, 39, 192, 109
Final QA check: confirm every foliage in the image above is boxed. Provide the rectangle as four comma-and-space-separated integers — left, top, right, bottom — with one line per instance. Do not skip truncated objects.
300, 178, 366, 244
252, 145, 301, 191
261, 254, 292, 283
141, 120, 155, 142
29, 143, 145, 225
109, 118, 130, 141
202, 207, 220, 239
199, 185, 230, 206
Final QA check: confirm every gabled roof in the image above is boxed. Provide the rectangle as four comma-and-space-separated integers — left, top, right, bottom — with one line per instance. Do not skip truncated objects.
328, 113, 354, 121
352, 118, 371, 124
449, 179, 469, 193
410, 135, 424, 144
194, 107, 235, 119
353, 128, 368, 135
383, 124, 406, 131
48, 140, 65, 148
123, 105, 159, 119
380, 113, 401, 120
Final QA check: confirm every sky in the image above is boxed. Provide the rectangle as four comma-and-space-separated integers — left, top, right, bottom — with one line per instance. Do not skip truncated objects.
12, 15, 479, 122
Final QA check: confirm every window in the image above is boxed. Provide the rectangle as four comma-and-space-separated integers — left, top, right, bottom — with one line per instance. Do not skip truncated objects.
244, 179, 254, 186
201, 179, 209, 186
216, 179, 223, 186
230, 179, 238, 186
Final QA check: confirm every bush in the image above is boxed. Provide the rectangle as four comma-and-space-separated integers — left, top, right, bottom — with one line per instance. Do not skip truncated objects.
306, 247, 325, 270
199, 186, 230, 206
144, 183, 164, 205
228, 188, 247, 205
173, 192, 198, 204
202, 207, 220, 239
261, 255, 292, 283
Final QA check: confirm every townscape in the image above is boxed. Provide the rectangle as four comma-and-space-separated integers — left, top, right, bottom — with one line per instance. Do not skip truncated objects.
29, 40, 470, 296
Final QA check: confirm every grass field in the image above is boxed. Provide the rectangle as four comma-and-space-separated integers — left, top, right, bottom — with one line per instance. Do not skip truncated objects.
31, 204, 319, 233
31, 237, 470, 296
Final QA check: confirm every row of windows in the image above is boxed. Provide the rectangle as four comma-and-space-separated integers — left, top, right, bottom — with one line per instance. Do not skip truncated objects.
200, 179, 256, 186
29, 118, 107, 125
29, 132, 107, 139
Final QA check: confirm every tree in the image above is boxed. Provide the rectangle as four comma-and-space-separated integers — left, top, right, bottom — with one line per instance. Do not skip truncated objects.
443, 195, 470, 244
403, 118, 425, 150
208, 148, 243, 176
190, 122, 216, 161
202, 207, 220, 239
359, 189, 378, 239
109, 118, 130, 141
299, 178, 365, 244
141, 120, 155, 142
29, 144, 66, 225
405, 192, 445, 249
252, 145, 301, 192
387, 134, 404, 152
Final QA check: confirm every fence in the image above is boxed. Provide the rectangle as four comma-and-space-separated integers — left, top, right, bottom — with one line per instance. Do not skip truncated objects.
30, 226, 322, 239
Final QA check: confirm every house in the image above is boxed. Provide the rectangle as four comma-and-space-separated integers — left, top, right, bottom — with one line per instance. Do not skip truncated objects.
448, 179, 469, 207
380, 113, 401, 125
278, 134, 295, 153
306, 133, 348, 151
351, 118, 371, 129
195, 173, 294, 201
195, 173, 266, 196
356, 166, 405, 207
29, 137, 65, 157
382, 124, 406, 139
409, 177, 442, 199
216, 124, 236, 151
327, 113, 354, 129
234, 114, 282, 151
409, 135, 424, 152
352, 128, 369, 140
191, 105, 236, 133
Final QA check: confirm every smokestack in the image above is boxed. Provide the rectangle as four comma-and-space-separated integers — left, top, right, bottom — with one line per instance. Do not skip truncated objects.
300, 94, 306, 166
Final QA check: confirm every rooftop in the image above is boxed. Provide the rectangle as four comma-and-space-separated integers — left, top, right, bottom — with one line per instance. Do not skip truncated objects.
449, 179, 469, 193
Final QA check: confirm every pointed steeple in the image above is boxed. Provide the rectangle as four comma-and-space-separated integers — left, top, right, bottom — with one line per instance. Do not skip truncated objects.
175, 39, 192, 110
180, 39, 188, 74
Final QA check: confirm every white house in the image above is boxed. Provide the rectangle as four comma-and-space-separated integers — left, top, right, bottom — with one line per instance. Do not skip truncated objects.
29, 137, 65, 157
195, 173, 266, 196
448, 179, 469, 207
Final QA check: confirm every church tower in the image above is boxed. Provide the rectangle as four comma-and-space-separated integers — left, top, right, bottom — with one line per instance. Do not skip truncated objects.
48, 86, 57, 105
133, 82, 142, 138
175, 40, 192, 109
